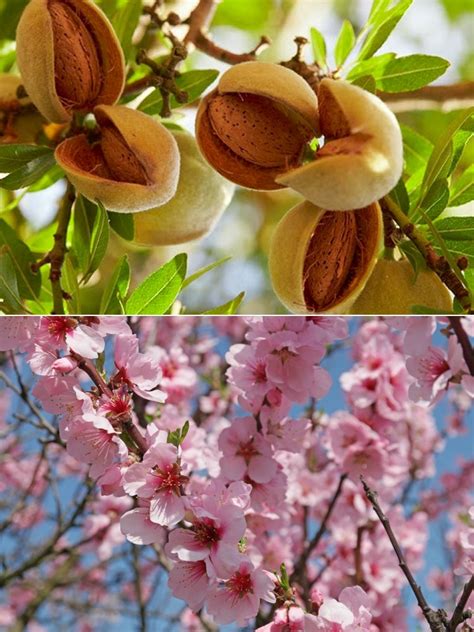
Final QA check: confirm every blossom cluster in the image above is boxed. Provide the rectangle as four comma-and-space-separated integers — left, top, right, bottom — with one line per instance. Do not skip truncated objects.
0, 315, 472, 631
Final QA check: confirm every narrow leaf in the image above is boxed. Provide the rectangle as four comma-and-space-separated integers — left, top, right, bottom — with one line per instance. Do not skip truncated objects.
113, 0, 142, 60
0, 219, 41, 299
310, 26, 327, 67
204, 291, 245, 315
108, 211, 135, 241
126, 253, 187, 315
450, 165, 474, 207
182, 256, 232, 290
373, 54, 450, 92
401, 124, 433, 175
0, 153, 56, 190
435, 216, 474, 241
390, 178, 410, 214
81, 201, 109, 283
418, 178, 450, 222
100, 255, 130, 314
0, 144, 53, 171
0, 250, 24, 313
334, 20, 355, 68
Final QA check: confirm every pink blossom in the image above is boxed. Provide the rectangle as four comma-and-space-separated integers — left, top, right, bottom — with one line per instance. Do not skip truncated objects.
123, 443, 187, 527
168, 559, 213, 612
120, 504, 166, 545
218, 417, 277, 483
206, 558, 275, 626
407, 335, 466, 402
114, 334, 166, 402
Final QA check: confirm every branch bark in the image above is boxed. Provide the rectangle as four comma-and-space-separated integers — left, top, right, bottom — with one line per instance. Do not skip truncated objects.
447, 575, 474, 632
361, 477, 448, 632
448, 317, 474, 376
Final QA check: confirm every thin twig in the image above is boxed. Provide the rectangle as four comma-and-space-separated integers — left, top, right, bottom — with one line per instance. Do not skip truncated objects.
361, 477, 448, 632
448, 317, 474, 376
382, 197, 471, 313
447, 575, 474, 632
291, 473, 347, 586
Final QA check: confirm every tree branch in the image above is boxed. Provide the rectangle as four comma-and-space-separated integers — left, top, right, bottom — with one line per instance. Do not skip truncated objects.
379, 82, 474, 113
291, 473, 347, 586
448, 317, 474, 376
447, 575, 474, 632
381, 197, 472, 313
361, 477, 448, 632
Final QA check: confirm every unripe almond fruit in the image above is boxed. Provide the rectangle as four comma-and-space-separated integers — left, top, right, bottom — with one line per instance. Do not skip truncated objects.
276, 78, 403, 210
196, 61, 319, 190
16, 0, 125, 124
269, 201, 383, 314
351, 258, 452, 314
133, 130, 235, 246
55, 105, 180, 213
0, 74, 45, 144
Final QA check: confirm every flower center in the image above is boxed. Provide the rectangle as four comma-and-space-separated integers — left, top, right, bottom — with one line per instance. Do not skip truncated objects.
47, 316, 77, 339
237, 439, 258, 462
154, 463, 187, 495
227, 570, 253, 598
193, 518, 220, 545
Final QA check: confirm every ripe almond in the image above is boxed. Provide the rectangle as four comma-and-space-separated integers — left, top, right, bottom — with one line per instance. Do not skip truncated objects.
269, 201, 383, 314
304, 211, 357, 309
195, 61, 319, 191
208, 94, 308, 168
16, 0, 125, 123
55, 105, 180, 213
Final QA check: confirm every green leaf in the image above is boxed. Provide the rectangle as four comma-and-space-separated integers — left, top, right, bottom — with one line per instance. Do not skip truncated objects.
0, 249, 24, 313
126, 253, 187, 315
204, 291, 245, 314
100, 255, 130, 314
139, 70, 219, 116
310, 27, 327, 67
108, 211, 135, 241
0, 144, 53, 172
373, 55, 450, 92
418, 178, 449, 222
0, 219, 41, 300
368, 0, 391, 22
390, 178, 410, 214
351, 75, 376, 93
182, 256, 232, 290
448, 128, 473, 176
75, 199, 109, 283
401, 124, 434, 175
0, 40, 16, 72
398, 241, 427, 277
435, 216, 474, 241
450, 165, 474, 207
113, 0, 142, 60
62, 254, 81, 314
421, 108, 474, 199
0, 153, 57, 190
334, 20, 355, 67
346, 53, 395, 81
27, 164, 65, 192
358, 0, 413, 61
359, 15, 401, 62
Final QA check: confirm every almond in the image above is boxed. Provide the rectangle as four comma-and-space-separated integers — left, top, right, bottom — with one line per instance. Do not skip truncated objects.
304, 211, 357, 309
268, 201, 383, 314
16, 0, 125, 123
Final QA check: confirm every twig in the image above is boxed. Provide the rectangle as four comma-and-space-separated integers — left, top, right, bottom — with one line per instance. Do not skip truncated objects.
379, 82, 474, 113
448, 317, 474, 376
291, 473, 347, 586
381, 197, 472, 312
32, 184, 75, 315
447, 575, 474, 632
361, 477, 448, 632
183, 0, 219, 46
194, 32, 270, 65
131, 544, 148, 632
